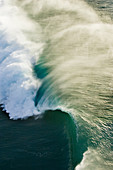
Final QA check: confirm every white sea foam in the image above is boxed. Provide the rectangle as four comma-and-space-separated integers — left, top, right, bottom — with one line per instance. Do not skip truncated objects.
75, 148, 98, 170
0, 1, 43, 119
75, 147, 113, 170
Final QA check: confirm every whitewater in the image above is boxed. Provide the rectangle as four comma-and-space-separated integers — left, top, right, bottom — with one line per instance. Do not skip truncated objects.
0, 0, 113, 169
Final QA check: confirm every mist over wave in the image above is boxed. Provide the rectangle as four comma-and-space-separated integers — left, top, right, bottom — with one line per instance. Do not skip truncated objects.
0, 0, 113, 169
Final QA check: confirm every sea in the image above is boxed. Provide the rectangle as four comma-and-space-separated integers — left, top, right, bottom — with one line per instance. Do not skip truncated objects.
0, 0, 113, 169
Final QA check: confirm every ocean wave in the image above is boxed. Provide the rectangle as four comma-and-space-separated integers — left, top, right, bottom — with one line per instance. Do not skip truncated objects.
0, 0, 113, 169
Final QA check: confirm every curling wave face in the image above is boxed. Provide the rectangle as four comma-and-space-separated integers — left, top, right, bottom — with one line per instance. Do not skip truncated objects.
0, 0, 113, 169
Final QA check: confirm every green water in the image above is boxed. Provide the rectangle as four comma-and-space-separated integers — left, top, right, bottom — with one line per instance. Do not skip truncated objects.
0, 109, 84, 170
0, 0, 113, 169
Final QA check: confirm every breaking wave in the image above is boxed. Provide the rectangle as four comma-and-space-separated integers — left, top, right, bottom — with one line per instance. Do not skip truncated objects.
0, 0, 113, 169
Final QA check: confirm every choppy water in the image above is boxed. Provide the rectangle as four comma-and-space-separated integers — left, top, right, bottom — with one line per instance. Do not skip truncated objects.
0, 0, 113, 169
